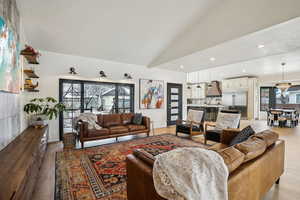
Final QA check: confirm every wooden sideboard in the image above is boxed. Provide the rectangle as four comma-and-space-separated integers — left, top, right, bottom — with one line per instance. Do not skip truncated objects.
0, 125, 48, 200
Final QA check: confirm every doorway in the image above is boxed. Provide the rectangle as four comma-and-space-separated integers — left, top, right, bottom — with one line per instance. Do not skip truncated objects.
167, 83, 183, 126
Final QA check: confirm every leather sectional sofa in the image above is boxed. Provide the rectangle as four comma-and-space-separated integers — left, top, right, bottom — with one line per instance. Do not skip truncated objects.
78, 113, 150, 148
126, 129, 285, 200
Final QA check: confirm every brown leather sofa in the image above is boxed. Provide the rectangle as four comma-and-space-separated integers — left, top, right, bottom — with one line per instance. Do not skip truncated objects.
126, 129, 285, 200
78, 113, 150, 148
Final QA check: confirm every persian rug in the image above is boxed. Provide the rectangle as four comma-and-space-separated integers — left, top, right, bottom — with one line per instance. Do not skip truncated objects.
55, 134, 206, 200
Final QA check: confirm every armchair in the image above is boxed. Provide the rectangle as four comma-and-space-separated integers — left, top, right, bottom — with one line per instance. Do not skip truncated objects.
176, 109, 205, 138
204, 110, 241, 144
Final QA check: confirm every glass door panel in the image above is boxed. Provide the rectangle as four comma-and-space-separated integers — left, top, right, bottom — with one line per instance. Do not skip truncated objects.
61, 82, 81, 134
83, 83, 116, 114
118, 85, 133, 113
167, 83, 183, 126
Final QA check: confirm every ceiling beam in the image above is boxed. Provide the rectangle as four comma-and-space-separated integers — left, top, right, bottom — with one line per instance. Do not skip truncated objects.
148, 0, 300, 68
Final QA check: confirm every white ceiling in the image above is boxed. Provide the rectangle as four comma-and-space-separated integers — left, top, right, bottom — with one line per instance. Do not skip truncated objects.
17, 0, 300, 73
158, 17, 300, 72
17, 0, 221, 65
188, 49, 300, 83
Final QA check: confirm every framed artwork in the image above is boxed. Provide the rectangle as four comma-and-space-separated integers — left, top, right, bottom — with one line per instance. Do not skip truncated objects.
139, 79, 164, 109
0, 16, 21, 94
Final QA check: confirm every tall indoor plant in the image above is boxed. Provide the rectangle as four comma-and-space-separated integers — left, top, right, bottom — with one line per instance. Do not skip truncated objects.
24, 97, 66, 128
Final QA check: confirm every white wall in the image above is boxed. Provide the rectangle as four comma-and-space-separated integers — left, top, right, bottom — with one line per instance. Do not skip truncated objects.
29, 51, 186, 142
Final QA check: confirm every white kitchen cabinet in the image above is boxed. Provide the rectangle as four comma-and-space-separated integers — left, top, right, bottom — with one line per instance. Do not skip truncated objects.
188, 84, 206, 99
222, 78, 249, 92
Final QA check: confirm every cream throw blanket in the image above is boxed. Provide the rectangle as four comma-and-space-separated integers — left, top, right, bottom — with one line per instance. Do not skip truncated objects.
75, 113, 102, 130
153, 148, 229, 200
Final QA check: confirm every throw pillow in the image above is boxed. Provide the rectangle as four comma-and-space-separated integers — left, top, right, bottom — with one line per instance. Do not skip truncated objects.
132, 113, 143, 125
229, 125, 255, 146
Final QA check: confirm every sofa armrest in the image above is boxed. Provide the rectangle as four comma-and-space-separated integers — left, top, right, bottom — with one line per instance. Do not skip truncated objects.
133, 149, 156, 166
142, 116, 150, 130
78, 121, 89, 139
126, 154, 165, 200
220, 128, 241, 145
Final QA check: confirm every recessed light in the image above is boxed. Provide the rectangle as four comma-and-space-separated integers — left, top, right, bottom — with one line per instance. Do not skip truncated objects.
180, 65, 184, 69
242, 69, 246, 73
210, 57, 216, 61
257, 44, 265, 49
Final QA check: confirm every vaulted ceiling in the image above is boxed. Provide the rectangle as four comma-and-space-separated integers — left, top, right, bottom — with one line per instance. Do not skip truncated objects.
17, 0, 300, 71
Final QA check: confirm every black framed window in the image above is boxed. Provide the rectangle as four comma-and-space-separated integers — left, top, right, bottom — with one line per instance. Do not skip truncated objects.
260, 87, 276, 111
260, 85, 300, 111
59, 79, 134, 140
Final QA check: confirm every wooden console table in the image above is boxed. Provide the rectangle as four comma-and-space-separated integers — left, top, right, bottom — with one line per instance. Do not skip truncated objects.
0, 125, 49, 200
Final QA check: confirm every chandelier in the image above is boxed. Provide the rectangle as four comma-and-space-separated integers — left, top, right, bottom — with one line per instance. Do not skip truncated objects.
275, 63, 291, 92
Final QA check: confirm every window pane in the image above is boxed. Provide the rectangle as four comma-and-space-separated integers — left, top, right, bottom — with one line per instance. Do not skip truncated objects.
118, 85, 132, 113
84, 83, 116, 114
275, 86, 300, 106
260, 88, 270, 111
62, 83, 81, 109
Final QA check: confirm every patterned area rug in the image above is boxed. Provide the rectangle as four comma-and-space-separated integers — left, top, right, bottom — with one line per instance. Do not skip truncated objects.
55, 134, 206, 200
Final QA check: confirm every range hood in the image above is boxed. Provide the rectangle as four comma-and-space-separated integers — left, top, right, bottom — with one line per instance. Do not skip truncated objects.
206, 81, 222, 97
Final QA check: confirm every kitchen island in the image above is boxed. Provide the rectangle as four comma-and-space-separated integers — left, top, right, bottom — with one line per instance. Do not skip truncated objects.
187, 104, 225, 121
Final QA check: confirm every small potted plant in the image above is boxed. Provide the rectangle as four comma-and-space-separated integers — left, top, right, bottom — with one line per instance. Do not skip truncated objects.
24, 97, 66, 128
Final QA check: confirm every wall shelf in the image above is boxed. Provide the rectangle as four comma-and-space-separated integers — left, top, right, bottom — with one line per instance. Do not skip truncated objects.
24, 69, 39, 78
20, 45, 40, 64
24, 88, 40, 92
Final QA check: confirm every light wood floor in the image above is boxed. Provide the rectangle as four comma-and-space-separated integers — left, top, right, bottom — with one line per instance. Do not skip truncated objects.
32, 120, 300, 200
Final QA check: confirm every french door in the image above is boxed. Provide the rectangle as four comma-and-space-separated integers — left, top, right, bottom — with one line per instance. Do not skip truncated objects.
167, 83, 183, 126
59, 79, 134, 140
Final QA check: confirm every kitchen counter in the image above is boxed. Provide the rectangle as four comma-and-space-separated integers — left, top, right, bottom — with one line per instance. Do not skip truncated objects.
187, 104, 225, 108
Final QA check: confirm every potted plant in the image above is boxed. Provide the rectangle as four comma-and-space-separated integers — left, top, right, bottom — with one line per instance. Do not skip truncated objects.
24, 97, 66, 128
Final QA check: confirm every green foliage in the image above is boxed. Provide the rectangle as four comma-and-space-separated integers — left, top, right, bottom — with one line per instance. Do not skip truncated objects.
24, 97, 66, 120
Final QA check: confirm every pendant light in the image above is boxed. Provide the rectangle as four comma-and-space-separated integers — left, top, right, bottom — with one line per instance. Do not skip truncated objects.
276, 63, 292, 92
207, 71, 212, 88
196, 71, 201, 88
187, 73, 191, 89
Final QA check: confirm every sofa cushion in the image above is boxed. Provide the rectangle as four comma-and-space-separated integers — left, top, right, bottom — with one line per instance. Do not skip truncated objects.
253, 130, 279, 147
88, 128, 110, 137
127, 124, 147, 132
235, 137, 267, 163
209, 143, 228, 151
218, 146, 245, 173
109, 125, 129, 134
102, 114, 122, 127
132, 113, 143, 125
97, 115, 104, 126
229, 125, 255, 146
121, 113, 134, 125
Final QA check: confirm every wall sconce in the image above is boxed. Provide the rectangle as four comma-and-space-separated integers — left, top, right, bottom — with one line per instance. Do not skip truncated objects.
124, 73, 132, 79
99, 70, 107, 78
69, 67, 77, 75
